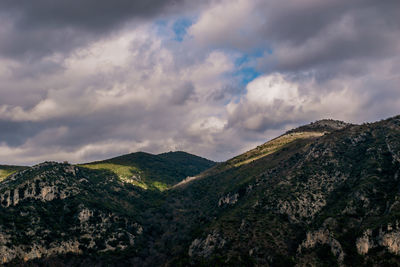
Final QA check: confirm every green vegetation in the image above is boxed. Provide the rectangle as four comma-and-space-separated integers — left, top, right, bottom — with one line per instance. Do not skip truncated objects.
229, 131, 324, 167
81, 151, 215, 190
0, 165, 28, 181
80, 163, 148, 189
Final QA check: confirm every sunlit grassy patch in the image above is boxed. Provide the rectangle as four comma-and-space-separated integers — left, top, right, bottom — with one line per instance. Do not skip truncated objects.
79, 163, 148, 189
0, 166, 28, 182
0, 169, 14, 181
79, 163, 171, 191
231, 131, 325, 167
150, 181, 169, 191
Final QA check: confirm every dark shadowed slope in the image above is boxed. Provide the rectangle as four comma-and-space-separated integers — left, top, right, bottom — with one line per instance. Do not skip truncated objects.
163, 116, 400, 266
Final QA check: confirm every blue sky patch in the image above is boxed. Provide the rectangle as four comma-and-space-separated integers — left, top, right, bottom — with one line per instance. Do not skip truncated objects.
235, 48, 265, 67
233, 49, 265, 85
235, 67, 261, 85
172, 18, 193, 42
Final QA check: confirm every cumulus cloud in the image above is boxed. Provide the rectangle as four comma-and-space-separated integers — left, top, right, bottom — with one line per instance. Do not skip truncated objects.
187, 0, 264, 51
188, 0, 400, 75
227, 67, 400, 136
0, 0, 209, 60
0, 0, 400, 165
227, 73, 361, 132
0, 24, 240, 164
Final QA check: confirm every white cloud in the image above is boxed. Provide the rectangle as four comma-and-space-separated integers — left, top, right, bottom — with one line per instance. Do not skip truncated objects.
245, 74, 300, 106
0, 24, 240, 164
1, 0, 400, 165
187, 0, 264, 50
227, 73, 365, 132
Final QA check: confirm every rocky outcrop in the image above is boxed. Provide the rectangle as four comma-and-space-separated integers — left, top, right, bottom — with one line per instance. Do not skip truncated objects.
298, 229, 345, 263
287, 119, 351, 134
381, 230, 400, 255
356, 229, 374, 255
218, 192, 239, 206
189, 231, 226, 258
0, 205, 142, 264
0, 163, 80, 208
273, 171, 348, 222
356, 222, 400, 256
0, 240, 81, 264
0, 163, 143, 264
78, 207, 94, 223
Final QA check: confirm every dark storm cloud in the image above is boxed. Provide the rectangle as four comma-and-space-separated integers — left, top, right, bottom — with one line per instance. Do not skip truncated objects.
9, 59, 65, 79
170, 82, 195, 105
0, 120, 45, 147
0, 23, 93, 60
260, 0, 400, 45
0, 0, 200, 59
191, 0, 400, 75
257, 0, 400, 73
1, 0, 186, 31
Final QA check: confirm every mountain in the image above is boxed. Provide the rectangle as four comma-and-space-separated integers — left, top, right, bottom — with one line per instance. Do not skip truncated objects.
2, 116, 400, 266
80, 151, 216, 190
0, 162, 153, 264
162, 116, 400, 266
0, 151, 214, 265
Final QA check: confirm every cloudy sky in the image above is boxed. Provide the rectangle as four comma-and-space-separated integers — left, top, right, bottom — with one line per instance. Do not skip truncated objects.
0, 0, 399, 165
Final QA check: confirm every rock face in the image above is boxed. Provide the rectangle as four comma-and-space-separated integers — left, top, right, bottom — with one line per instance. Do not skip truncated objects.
218, 192, 239, 206
0, 239, 81, 264
298, 229, 345, 263
356, 229, 374, 255
188, 231, 226, 258
287, 119, 351, 134
355, 222, 400, 256
0, 164, 78, 208
0, 162, 143, 264
381, 230, 400, 255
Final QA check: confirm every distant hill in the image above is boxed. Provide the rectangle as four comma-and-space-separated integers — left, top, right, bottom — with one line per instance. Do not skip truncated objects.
80, 151, 215, 190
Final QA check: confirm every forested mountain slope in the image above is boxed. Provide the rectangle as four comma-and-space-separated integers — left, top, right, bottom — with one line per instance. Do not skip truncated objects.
3, 116, 400, 266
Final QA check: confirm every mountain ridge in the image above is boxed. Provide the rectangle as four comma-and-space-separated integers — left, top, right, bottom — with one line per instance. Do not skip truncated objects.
168, 115, 400, 266
1, 115, 400, 266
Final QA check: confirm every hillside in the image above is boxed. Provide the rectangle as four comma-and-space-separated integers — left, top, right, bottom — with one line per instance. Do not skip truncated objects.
80, 151, 215, 190
0, 165, 28, 182
162, 116, 400, 266
2, 116, 400, 266
0, 151, 214, 265
176, 119, 350, 184
0, 162, 147, 264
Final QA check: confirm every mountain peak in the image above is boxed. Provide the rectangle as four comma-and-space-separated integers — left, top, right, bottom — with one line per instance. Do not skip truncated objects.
287, 119, 352, 134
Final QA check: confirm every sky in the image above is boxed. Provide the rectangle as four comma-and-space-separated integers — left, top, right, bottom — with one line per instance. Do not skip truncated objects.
0, 0, 400, 165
